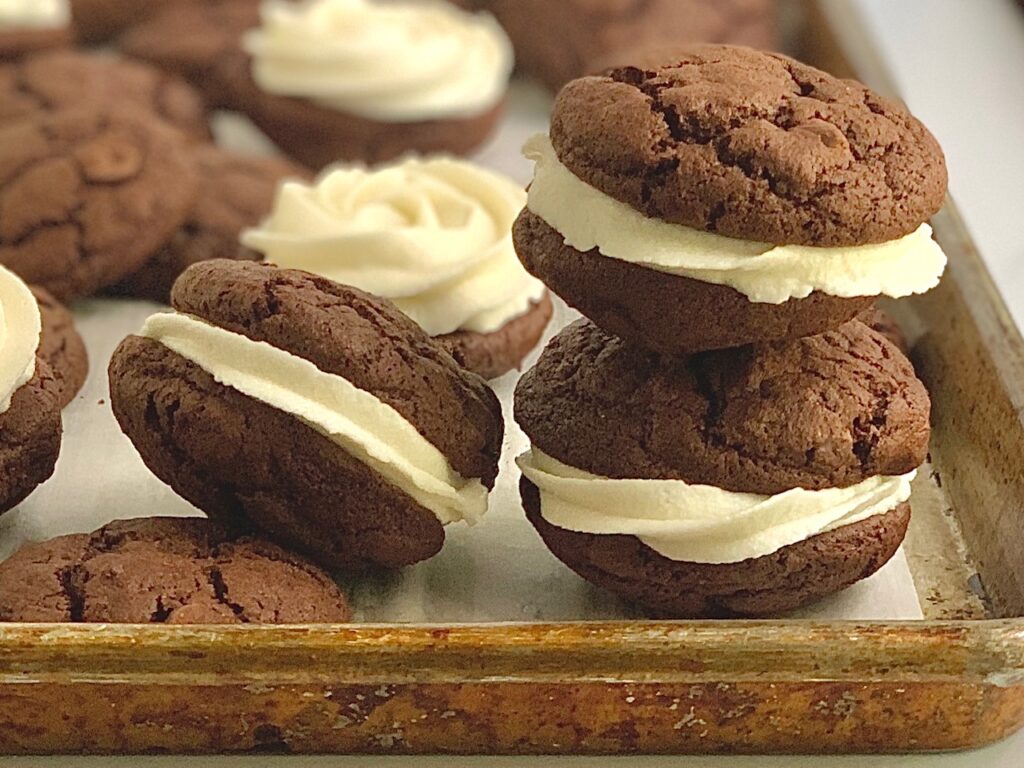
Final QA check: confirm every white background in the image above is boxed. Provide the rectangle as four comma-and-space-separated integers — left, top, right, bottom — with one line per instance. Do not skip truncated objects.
3, 0, 1023, 765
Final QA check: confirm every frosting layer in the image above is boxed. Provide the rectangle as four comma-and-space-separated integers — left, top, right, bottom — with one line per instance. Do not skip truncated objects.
524, 134, 947, 304
0, 0, 68, 28
0, 265, 39, 414
243, 157, 545, 336
244, 0, 513, 122
517, 448, 915, 564
141, 312, 488, 525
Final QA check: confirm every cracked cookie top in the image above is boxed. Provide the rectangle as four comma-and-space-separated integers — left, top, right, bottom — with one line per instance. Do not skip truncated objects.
0, 517, 352, 623
514, 318, 930, 494
550, 44, 947, 246
0, 107, 199, 300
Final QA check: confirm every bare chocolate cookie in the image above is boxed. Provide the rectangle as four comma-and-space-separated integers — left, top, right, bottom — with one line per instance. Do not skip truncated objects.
32, 286, 88, 408
0, 517, 352, 623
514, 319, 929, 617
110, 146, 307, 303
0, 50, 210, 140
0, 107, 200, 301
0, 362, 62, 516
438, 293, 554, 380
109, 260, 504, 571
0, 24, 72, 62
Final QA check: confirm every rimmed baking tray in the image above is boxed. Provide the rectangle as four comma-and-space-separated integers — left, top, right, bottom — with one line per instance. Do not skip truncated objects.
1, 0, 1022, 754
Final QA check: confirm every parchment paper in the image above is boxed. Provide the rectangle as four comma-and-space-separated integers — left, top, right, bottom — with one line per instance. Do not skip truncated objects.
0, 82, 923, 622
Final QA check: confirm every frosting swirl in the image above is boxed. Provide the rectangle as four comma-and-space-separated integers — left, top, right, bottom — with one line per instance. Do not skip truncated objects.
0, 0, 69, 28
0, 266, 39, 414
244, 0, 513, 122
524, 134, 947, 304
242, 157, 546, 336
517, 448, 915, 564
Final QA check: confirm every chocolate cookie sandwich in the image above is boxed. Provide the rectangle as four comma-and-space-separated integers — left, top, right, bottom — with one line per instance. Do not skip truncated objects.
0, 266, 62, 517
0, 50, 210, 140
31, 286, 87, 407
514, 45, 949, 354
0, 517, 352, 623
0, 107, 199, 301
109, 260, 504, 570
222, 0, 513, 166
515, 319, 929, 617
243, 156, 550, 379
0, 0, 72, 61
111, 145, 307, 303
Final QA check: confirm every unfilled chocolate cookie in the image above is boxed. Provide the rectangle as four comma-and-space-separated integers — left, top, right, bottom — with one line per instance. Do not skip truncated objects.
438, 293, 554, 380
0, 107, 200, 300
0, 517, 352, 623
109, 146, 307, 303
0, 362, 62, 516
32, 286, 88, 408
109, 260, 504, 570
0, 50, 210, 139
514, 319, 930, 617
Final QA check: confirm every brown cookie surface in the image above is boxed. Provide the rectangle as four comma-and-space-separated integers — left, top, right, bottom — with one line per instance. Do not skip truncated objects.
0, 50, 209, 139
0, 516, 352, 623
522, 478, 910, 618
0, 107, 200, 301
860, 305, 909, 356
437, 292, 553, 380
110, 146, 307, 303
515, 319, 929, 495
551, 44, 947, 246
31, 286, 88, 408
0, 362, 62, 516
0, 25, 72, 61
109, 260, 503, 570
514, 208, 873, 354
70, 0, 223, 43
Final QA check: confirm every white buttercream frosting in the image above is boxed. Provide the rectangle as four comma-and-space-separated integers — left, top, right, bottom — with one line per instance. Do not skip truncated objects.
242, 156, 546, 336
140, 312, 489, 525
0, 266, 39, 415
517, 448, 915, 564
0, 0, 68, 28
244, 0, 513, 122
524, 134, 947, 304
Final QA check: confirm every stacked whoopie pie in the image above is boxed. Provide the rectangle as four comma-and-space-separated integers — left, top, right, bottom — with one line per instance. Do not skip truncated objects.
512, 45, 948, 617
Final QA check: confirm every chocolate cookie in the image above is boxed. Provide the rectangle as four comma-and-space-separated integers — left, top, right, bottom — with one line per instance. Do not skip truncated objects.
514, 319, 929, 616
516, 44, 948, 353
0, 362, 62, 517
32, 286, 88, 408
438, 293, 554, 380
109, 260, 504, 571
0, 517, 352, 623
455, 0, 777, 91
0, 25, 72, 62
0, 50, 210, 140
0, 107, 200, 301
110, 146, 307, 303
70, 0, 221, 43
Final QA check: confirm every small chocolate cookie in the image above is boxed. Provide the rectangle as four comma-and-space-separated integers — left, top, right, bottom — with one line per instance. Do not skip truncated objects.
515, 319, 929, 616
31, 286, 88, 408
0, 25, 72, 62
0, 50, 210, 140
0, 361, 62, 516
109, 260, 504, 570
516, 319, 929, 495
110, 146, 307, 303
514, 209, 874, 354
0, 517, 352, 623
522, 480, 911, 618
0, 107, 200, 301
438, 293, 553, 380
455, 0, 777, 91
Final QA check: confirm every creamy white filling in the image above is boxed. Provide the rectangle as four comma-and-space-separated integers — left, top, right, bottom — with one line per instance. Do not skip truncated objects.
524, 134, 947, 304
517, 448, 915, 564
0, 266, 39, 415
242, 156, 546, 336
0, 0, 69, 28
244, 0, 513, 122
140, 312, 489, 525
